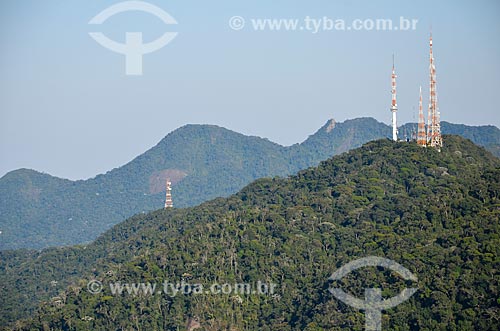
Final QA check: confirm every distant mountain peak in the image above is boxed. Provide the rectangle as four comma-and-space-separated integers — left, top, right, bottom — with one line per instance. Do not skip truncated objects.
325, 118, 336, 133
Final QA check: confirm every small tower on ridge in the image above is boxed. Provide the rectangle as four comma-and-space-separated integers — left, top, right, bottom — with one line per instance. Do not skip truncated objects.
164, 179, 173, 209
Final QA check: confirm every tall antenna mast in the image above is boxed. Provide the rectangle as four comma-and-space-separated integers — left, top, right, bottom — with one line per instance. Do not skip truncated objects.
164, 179, 173, 209
428, 32, 443, 149
391, 54, 398, 141
417, 86, 427, 146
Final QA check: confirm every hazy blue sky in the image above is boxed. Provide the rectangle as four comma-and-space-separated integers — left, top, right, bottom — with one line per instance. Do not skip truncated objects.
1, 0, 499, 179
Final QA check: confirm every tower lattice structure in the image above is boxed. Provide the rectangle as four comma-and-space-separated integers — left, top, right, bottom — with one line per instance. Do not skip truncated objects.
427, 33, 443, 149
164, 179, 173, 209
390, 55, 398, 142
417, 86, 427, 146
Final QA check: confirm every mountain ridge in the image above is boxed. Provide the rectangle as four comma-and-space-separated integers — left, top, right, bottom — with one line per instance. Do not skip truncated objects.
1, 117, 499, 250
5, 118, 499, 182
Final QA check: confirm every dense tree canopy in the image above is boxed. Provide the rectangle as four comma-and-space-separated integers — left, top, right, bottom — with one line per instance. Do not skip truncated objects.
1, 135, 499, 330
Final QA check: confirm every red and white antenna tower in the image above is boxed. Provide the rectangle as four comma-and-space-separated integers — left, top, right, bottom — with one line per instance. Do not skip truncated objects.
164, 179, 173, 209
390, 54, 398, 141
427, 32, 443, 149
417, 86, 427, 146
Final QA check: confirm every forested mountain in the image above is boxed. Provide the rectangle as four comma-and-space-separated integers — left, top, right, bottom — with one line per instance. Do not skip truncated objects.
1, 136, 499, 330
1, 118, 499, 250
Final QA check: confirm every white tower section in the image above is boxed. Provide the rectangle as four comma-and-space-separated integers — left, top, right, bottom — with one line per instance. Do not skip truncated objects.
164, 179, 173, 209
391, 56, 398, 142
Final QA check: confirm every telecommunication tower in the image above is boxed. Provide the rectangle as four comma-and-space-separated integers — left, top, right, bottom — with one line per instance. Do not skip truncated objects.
164, 179, 173, 209
417, 86, 427, 146
427, 33, 443, 149
390, 55, 398, 141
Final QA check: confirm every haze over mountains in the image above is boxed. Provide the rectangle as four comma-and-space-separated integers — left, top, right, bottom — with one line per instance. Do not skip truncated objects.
1, 135, 498, 330
1, 117, 499, 250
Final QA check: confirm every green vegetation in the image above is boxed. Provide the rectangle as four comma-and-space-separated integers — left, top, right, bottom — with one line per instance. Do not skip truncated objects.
1, 135, 498, 330
1, 118, 499, 250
